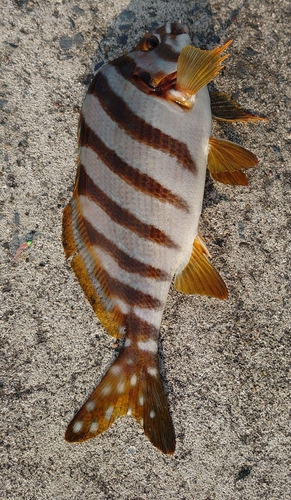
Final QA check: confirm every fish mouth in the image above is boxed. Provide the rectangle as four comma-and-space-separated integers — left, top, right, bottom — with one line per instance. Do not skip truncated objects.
135, 71, 177, 93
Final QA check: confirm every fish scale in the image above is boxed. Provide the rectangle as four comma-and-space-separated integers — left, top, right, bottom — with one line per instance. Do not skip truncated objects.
62, 21, 265, 454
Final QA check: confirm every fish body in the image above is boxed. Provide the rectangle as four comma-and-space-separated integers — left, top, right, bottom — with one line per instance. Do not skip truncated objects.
63, 21, 264, 453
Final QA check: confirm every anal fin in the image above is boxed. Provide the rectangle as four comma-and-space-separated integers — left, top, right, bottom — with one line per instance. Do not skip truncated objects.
174, 236, 228, 299
210, 91, 268, 122
208, 137, 258, 186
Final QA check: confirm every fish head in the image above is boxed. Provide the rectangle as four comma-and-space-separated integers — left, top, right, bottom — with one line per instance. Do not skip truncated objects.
129, 21, 191, 91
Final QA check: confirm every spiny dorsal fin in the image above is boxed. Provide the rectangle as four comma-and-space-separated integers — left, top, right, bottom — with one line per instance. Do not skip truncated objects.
210, 91, 268, 122
208, 137, 258, 186
174, 236, 228, 299
65, 344, 176, 454
176, 41, 232, 98
62, 201, 124, 338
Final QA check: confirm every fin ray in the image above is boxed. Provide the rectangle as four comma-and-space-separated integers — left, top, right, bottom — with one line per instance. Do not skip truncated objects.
208, 137, 258, 185
62, 200, 123, 338
211, 170, 249, 186
174, 236, 228, 299
210, 91, 268, 122
176, 41, 232, 99
65, 346, 176, 454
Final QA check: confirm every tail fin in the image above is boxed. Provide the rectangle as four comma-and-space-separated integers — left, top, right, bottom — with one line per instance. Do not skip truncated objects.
65, 345, 176, 454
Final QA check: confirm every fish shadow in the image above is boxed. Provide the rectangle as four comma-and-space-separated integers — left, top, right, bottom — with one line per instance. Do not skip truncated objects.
79, 2, 248, 214
81, 1, 241, 87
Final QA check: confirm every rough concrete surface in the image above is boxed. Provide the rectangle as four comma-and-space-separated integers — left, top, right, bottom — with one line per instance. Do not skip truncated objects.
1, 0, 290, 498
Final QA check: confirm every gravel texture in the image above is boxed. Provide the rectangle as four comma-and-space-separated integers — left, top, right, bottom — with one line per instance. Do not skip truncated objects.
1, 0, 290, 499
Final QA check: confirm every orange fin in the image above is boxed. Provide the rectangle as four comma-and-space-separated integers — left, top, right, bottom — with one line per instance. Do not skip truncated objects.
62, 201, 123, 338
63, 203, 78, 259
174, 236, 228, 299
65, 344, 176, 454
211, 170, 249, 186
172, 41, 232, 108
208, 137, 258, 185
210, 91, 268, 122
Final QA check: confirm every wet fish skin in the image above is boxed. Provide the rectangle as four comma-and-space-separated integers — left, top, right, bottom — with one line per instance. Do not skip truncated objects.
63, 21, 262, 454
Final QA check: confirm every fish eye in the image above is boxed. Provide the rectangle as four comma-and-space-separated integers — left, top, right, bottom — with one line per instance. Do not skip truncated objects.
145, 36, 159, 50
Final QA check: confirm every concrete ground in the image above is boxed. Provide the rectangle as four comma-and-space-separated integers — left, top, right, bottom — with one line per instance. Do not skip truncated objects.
1, 0, 290, 498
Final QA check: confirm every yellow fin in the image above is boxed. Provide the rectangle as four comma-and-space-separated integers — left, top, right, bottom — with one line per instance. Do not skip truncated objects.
174, 236, 228, 299
208, 137, 258, 185
210, 91, 268, 122
211, 171, 249, 186
66, 343, 176, 454
70, 252, 124, 338
175, 41, 232, 99
62, 201, 123, 338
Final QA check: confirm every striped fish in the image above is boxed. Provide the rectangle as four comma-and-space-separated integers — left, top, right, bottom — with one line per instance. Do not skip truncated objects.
63, 21, 265, 454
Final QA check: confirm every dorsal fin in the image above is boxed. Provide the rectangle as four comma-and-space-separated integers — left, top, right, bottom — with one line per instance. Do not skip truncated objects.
174, 236, 228, 299
62, 202, 124, 338
208, 137, 258, 185
210, 91, 268, 122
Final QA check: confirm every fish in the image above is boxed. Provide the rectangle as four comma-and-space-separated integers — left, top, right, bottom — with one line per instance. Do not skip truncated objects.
62, 21, 265, 454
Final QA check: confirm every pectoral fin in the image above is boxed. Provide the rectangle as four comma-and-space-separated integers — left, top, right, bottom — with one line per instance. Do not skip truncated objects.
210, 91, 267, 122
171, 41, 232, 108
174, 236, 228, 299
208, 137, 258, 185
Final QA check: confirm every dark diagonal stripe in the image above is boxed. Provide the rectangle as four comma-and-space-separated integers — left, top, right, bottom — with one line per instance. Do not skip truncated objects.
77, 164, 178, 249
100, 268, 162, 309
79, 115, 189, 212
124, 313, 160, 338
88, 71, 196, 172
83, 217, 170, 281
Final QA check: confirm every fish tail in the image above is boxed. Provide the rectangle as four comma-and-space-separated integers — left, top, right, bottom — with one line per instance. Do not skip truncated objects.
65, 343, 176, 454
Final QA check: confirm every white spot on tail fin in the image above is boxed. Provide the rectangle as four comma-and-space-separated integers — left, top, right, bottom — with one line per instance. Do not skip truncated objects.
101, 384, 112, 396
86, 401, 96, 412
117, 380, 125, 394
110, 365, 122, 376
140, 418, 144, 427
150, 410, 155, 419
147, 367, 158, 377
72, 420, 83, 433
130, 374, 137, 386
124, 338, 131, 347
139, 395, 144, 406
89, 421, 99, 433
127, 407, 132, 416
105, 405, 114, 421
137, 339, 158, 353
118, 326, 126, 335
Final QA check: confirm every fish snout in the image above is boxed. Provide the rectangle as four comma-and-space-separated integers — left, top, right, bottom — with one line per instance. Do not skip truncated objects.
171, 21, 189, 35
